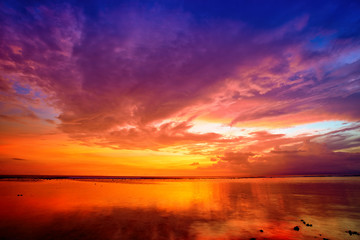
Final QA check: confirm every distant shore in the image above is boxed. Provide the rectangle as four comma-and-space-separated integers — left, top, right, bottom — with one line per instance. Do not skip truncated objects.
1, 174, 359, 180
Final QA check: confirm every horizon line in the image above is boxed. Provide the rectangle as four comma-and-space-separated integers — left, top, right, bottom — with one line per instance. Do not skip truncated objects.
1, 173, 359, 180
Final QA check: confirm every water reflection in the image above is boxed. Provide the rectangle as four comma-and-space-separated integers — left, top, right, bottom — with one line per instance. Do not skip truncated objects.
0, 177, 359, 239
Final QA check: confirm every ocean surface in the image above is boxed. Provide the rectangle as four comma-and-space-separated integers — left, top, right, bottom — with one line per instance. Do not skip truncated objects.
0, 176, 359, 240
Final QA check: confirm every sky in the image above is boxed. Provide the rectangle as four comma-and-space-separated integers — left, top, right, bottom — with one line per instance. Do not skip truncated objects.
0, 0, 360, 176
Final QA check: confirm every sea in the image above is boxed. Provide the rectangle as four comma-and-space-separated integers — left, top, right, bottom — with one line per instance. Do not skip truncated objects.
0, 176, 359, 240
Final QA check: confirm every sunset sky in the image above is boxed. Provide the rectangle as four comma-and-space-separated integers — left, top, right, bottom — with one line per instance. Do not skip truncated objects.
0, 0, 360, 176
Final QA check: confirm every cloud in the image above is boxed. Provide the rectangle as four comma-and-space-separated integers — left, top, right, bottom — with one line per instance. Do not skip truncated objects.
190, 162, 199, 166
249, 131, 285, 139
100, 121, 222, 150
0, 0, 359, 157
45, 119, 55, 124
207, 140, 360, 175
11, 157, 26, 161
201, 123, 360, 175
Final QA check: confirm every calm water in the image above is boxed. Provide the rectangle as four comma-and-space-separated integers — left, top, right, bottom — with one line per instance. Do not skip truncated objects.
0, 177, 359, 240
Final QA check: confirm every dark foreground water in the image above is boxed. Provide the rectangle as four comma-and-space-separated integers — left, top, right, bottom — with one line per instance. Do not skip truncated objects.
0, 177, 359, 240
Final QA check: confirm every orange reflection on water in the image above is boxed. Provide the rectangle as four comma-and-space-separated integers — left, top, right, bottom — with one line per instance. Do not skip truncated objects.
0, 177, 359, 240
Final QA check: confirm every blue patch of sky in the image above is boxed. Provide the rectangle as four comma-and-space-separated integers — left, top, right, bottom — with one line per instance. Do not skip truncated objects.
11, 80, 58, 121
307, 35, 334, 51
336, 48, 360, 65
28, 105, 57, 122
270, 121, 350, 137
13, 82, 31, 95
33, 90, 47, 99
320, 47, 360, 76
